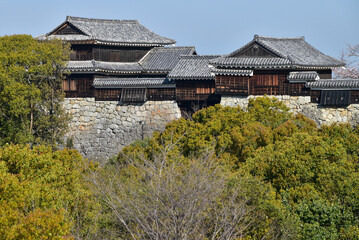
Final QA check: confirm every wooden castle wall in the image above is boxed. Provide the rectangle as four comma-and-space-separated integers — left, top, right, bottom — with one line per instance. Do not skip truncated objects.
214, 70, 319, 97
69, 45, 151, 62
93, 46, 151, 62
64, 74, 94, 98
176, 80, 215, 101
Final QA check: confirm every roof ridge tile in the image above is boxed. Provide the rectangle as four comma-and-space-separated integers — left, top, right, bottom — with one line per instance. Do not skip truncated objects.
67, 16, 139, 23
254, 34, 305, 40
180, 55, 221, 59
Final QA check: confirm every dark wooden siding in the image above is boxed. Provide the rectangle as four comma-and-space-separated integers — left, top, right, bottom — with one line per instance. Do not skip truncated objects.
351, 91, 359, 104
94, 89, 122, 101
287, 82, 310, 96
70, 45, 93, 60
215, 70, 313, 97
215, 75, 249, 95
147, 89, 176, 101
250, 71, 287, 95
69, 45, 151, 62
320, 90, 351, 106
231, 44, 276, 58
64, 74, 94, 98
93, 46, 151, 62
310, 90, 321, 103
317, 70, 332, 79
53, 23, 83, 35
176, 80, 215, 101
312, 90, 359, 105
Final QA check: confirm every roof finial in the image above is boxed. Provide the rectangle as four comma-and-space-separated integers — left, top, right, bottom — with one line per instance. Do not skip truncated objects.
254, 34, 259, 40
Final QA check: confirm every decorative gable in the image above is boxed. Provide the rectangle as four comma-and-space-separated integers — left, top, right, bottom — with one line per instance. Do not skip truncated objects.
52, 23, 85, 35
230, 43, 277, 58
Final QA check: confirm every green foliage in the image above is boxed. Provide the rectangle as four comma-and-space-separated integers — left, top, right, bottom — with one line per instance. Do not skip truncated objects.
295, 198, 352, 240
113, 96, 359, 239
0, 144, 99, 239
247, 96, 292, 128
0, 35, 70, 146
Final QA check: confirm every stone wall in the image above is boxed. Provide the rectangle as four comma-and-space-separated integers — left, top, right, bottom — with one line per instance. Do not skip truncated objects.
64, 96, 359, 162
64, 98, 181, 162
221, 95, 359, 126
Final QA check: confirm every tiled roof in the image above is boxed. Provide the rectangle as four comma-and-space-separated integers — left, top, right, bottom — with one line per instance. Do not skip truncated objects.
287, 71, 320, 82
140, 46, 196, 72
39, 16, 176, 46
212, 68, 253, 76
229, 35, 344, 68
210, 57, 292, 68
168, 55, 221, 80
306, 79, 359, 89
67, 60, 142, 73
39, 35, 92, 41
93, 77, 175, 88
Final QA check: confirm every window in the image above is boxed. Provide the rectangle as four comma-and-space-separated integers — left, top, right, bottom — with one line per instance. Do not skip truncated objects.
120, 88, 146, 103
63, 79, 77, 91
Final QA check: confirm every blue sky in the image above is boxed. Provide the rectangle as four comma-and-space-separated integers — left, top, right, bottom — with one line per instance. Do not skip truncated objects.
1, 0, 358, 58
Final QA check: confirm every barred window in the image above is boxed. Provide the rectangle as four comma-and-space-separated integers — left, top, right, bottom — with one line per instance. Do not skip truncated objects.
120, 88, 146, 103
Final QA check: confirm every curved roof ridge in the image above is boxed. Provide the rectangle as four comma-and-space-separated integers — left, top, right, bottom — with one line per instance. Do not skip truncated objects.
180, 55, 222, 59
66, 16, 139, 23
254, 34, 305, 40
151, 46, 196, 51
41, 16, 176, 46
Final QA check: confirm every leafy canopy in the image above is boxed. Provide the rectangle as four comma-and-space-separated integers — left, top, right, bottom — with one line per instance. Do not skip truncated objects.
0, 144, 98, 239
115, 96, 359, 239
0, 35, 70, 146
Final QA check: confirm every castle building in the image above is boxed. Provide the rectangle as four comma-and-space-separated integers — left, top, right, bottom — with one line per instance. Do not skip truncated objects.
39, 16, 359, 109
38, 16, 359, 161
38, 16, 196, 103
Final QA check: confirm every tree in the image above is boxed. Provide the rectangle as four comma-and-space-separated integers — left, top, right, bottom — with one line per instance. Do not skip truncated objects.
333, 44, 359, 79
245, 131, 359, 239
0, 144, 99, 239
89, 147, 297, 239
111, 97, 359, 239
0, 35, 70, 146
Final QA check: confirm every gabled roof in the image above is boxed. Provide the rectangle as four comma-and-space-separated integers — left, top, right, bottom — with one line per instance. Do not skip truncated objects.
38, 16, 176, 46
306, 79, 359, 89
140, 46, 196, 72
67, 60, 142, 73
287, 71, 320, 82
93, 77, 175, 89
168, 55, 221, 80
226, 35, 344, 69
